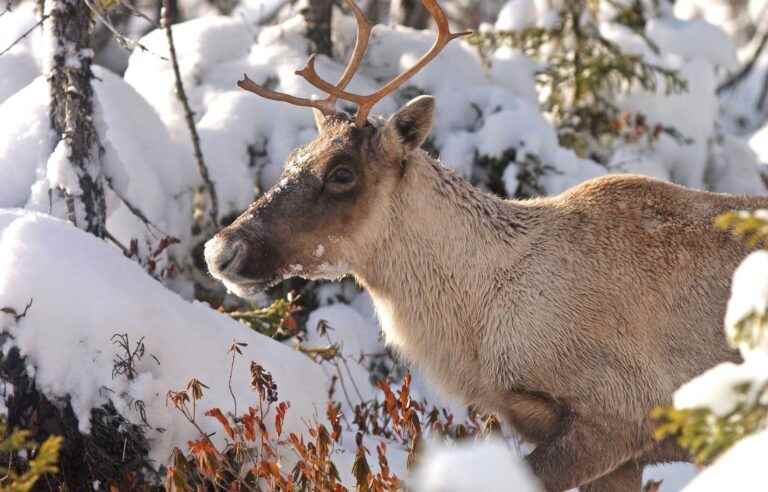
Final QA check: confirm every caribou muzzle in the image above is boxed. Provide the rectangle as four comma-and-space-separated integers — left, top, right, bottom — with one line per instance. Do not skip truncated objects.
204, 224, 283, 296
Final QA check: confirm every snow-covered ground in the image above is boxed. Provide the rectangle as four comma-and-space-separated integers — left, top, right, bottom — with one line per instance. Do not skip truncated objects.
1, 0, 768, 489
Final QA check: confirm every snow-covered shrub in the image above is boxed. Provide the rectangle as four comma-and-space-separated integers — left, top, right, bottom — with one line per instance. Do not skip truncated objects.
468, 0, 768, 196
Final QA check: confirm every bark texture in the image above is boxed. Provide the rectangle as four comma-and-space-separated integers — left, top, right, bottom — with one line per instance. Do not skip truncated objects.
303, 0, 334, 56
48, 0, 106, 238
390, 0, 429, 29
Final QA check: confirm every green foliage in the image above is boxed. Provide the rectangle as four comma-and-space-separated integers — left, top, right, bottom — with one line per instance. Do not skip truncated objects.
716, 211, 768, 348
0, 420, 62, 492
227, 294, 302, 340
653, 210, 768, 464
468, 0, 688, 161
652, 383, 768, 464
477, 150, 551, 198
716, 211, 768, 248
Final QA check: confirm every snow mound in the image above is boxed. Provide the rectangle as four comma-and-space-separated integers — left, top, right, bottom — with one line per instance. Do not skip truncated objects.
413, 439, 542, 492
647, 18, 738, 70
0, 209, 327, 463
683, 429, 768, 491
0, 2, 45, 104
0, 67, 194, 250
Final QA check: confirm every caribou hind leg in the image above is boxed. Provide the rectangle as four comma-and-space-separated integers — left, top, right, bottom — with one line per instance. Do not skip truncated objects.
581, 461, 643, 492
525, 415, 646, 491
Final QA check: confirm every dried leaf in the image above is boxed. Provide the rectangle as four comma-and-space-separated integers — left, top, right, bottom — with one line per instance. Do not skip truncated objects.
205, 408, 235, 440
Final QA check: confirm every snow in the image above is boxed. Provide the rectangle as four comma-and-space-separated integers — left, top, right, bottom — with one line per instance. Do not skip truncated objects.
414, 439, 542, 492
45, 140, 81, 195
646, 18, 738, 71
725, 249, 768, 355
674, 355, 768, 416
672, 249, 768, 418
0, 210, 328, 463
303, 304, 384, 407
0, 66, 194, 252
0, 2, 45, 104
495, 0, 559, 31
683, 429, 768, 491
0, 78, 51, 209
645, 463, 700, 492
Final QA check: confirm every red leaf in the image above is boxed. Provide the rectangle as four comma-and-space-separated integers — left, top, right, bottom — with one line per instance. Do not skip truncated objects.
205, 408, 235, 440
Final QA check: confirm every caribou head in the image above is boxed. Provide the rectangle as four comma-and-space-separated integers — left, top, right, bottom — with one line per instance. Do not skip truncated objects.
204, 0, 468, 297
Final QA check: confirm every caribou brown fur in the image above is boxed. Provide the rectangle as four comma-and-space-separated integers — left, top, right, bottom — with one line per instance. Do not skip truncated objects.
205, 96, 766, 490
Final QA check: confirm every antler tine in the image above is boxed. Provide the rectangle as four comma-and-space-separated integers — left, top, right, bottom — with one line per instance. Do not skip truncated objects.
297, 0, 472, 127
238, 0, 372, 119
328, 0, 373, 102
237, 74, 336, 115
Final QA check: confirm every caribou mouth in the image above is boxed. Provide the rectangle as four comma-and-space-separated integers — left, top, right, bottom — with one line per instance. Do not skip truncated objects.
220, 275, 282, 299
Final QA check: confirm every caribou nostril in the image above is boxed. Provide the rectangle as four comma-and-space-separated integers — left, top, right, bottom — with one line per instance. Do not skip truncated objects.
217, 247, 239, 272
205, 237, 247, 277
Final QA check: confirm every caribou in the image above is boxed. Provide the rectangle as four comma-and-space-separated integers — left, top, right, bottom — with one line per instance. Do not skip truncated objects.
204, 1, 761, 489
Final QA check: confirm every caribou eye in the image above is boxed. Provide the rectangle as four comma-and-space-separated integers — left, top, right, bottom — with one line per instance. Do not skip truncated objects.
326, 166, 356, 191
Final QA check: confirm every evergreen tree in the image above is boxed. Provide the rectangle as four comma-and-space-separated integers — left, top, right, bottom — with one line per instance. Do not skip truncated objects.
469, 0, 688, 164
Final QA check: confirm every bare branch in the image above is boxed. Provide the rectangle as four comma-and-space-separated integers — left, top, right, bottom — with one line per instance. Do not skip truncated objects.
718, 27, 768, 94
106, 178, 169, 238
117, 0, 156, 25
82, 0, 168, 61
0, 14, 49, 57
1, 298, 34, 323
0, 0, 16, 18
162, 0, 219, 229
105, 229, 132, 257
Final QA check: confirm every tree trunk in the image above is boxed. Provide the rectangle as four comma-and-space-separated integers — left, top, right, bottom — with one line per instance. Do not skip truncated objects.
362, 0, 383, 25
303, 0, 334, 56
48, 0, 106, 238
207, 0, 239, 15
390, 0, 429, 29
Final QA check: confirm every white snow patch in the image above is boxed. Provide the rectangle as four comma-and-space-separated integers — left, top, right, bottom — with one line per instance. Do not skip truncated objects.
45, 140, 81, 195
0, 210, 328, 463
674, 354, 768, 416
725, 249, 768, 355
413, 439, 542, 492
683, 429, 768, 491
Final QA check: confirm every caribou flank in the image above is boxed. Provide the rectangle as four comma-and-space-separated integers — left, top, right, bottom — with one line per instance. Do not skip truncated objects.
204, 1, 762, 490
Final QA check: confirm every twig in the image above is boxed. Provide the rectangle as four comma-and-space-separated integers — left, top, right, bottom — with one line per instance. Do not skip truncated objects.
1, 0, 15, 17
227, 341, 247, 416
323, 330, 365, 404
106, 179, 168, 238
0, 14, 49, 57
718, 27, 768, 94
759, 69, 768, 111
117, 0, 156, 26
82, 0, 167, 61
1, 298, 34, 323
105, 229, 132, 257
162, 0, 219, 229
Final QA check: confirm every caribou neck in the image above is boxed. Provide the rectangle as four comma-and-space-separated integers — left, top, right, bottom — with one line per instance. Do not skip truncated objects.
352, 154, 537, 399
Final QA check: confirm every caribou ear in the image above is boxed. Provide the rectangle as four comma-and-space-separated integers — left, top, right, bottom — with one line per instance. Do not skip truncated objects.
313, 108, 327, 133
385, 95, 435, 152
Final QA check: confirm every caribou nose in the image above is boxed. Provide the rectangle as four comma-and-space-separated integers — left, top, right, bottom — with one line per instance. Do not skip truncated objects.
204, 236, 247, 278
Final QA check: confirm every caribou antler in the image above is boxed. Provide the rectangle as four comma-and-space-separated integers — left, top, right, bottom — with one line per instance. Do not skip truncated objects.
297, 0, 470, 126
238, 0, 470, 127
237, 0, 372, 118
